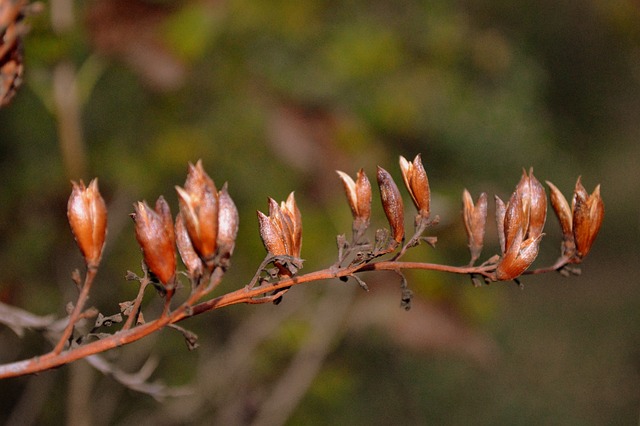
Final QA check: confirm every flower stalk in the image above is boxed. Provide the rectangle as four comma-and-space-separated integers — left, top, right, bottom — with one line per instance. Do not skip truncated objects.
0, 154, 605, 380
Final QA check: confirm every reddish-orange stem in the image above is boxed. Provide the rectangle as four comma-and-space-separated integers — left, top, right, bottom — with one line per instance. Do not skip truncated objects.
0, 257, 565, 379
52, 267, 97, 354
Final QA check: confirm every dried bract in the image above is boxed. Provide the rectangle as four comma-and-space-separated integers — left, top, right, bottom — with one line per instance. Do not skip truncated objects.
527, 169, 547, 239
257, 210, 286, 256
503, 186, 526, 254
377, 166, 404, 245
283, 192, 302, 257
216, 183, 240, 263
462, 190, 487, 264
572, 178, 604, 260
494, 195, 507, 254
546, 180, 575, 257
399, 154, 431, 221
131, 198, 176, 285
67, 179, 108, 269
175, 213, 203, 278
336, 168, 372, 234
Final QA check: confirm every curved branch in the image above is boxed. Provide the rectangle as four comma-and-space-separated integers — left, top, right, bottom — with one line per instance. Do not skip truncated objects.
0, 256, 572, 379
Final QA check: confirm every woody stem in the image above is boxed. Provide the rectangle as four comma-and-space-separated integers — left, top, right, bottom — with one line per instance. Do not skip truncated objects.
52, 267, 97, 354
0, 259, 499, 379
122, 278, 150, 331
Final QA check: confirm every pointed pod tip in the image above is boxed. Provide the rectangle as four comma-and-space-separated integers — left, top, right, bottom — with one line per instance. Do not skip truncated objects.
593, 184, 601, 196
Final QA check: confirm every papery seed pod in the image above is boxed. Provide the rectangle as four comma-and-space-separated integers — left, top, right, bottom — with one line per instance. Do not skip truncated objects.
495, 228, 543, 281
155, 196, 174, 246
184, 160, 216, 202
572, 178, 604, 259
175, 213, 203, 278
67, 179, 108, 269
258, 193, 303, 261
268, 197, 291, 254
546, 180, 575, 257
377, 166, 405, 244
282, 192, 302, 257
216, 183, 239, 261
399, 154, 431, 219
527, 169, 547, 239
462, 190, 487, 264
336, 170, 359, 217
336, 168, 372, 232
258, 208, 287, 259
503, 189, 526, 253
132, 200, 176, 285
257, 193, 304, 277
546, 181, 572, 236
495, 195, 506, 254
176, 160, 219, 262
514, 170, 531, 213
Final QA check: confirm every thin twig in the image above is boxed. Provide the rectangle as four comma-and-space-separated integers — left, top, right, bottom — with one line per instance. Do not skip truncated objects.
52, 267, 97, 354
122, 278, 150, 331
0, 256, 570, 379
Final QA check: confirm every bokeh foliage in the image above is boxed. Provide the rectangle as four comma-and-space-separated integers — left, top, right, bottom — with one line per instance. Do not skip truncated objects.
0, 0, 639, 424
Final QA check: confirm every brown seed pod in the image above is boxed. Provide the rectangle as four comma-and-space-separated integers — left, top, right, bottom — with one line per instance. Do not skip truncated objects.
132, 199, 176, 285
462, 190, 487, 264
546, 180, 575, 258
336, 168, 372, 233
216, 183, 239, 262
67, 179, 108, 269
176, 160, 219, 262
399, 154, 431, 220
377, 166, 405, 245
175, 213, 203, 279
572, 178, 604, 260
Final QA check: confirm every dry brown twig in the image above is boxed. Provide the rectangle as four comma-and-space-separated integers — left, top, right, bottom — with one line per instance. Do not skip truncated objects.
0, 156, 604, 381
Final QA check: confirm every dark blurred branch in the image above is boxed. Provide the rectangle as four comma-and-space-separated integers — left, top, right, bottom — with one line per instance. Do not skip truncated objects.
85, 355, 192, 400
0, 301, 57, 336
250, 284, 356, 426
52, 61, 87, 178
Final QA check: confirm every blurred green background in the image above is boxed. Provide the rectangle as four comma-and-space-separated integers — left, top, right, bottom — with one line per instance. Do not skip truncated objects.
1, 0, 639, 424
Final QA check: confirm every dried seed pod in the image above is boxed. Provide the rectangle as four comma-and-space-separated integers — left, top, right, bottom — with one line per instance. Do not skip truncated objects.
399, 154, 431, 220
336, 168, 372, 233
216, 183, 239, 262
269, 197, 292, 254
258, 193, 302, 260
176, 160, 219, 262
495, 229, 543, 281
495, 170, 547, 280
377, 166, 404, 245
175, 213, 203, 278
257, 209, 287, 256
462, 190, 487, 264
527, 169, 547, 239
546, 180, 575, 258
572, 178, 604, 259
132, 199, 176, 285
282, 192, 302, 258
67, 179, 108, 269
155, 196, 174, 246
503, 189, 526, 253
495, 195, 506, 254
